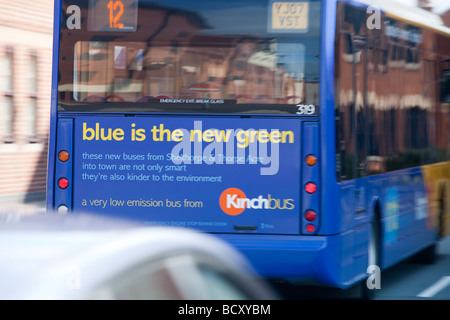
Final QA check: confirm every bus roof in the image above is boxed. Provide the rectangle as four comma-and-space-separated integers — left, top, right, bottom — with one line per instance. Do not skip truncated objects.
354, 0, 450, 37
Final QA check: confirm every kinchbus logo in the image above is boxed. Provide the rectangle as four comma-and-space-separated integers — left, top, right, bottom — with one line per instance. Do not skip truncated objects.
219, 188, 295, 216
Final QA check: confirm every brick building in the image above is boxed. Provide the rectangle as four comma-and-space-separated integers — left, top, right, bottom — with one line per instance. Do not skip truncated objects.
418, 0, 450, 28
335, 1, 450, 179
441, 10, 450, 28
0, 1, 53, 205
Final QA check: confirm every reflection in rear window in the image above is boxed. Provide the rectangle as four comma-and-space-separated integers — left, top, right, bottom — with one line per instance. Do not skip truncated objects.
60, 0, 321, 108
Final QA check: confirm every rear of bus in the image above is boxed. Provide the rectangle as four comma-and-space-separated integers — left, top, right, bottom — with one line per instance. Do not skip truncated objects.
48, 0, 351, 286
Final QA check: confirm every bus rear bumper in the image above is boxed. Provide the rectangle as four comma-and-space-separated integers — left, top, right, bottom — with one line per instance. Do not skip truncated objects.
218, 233, 363, 289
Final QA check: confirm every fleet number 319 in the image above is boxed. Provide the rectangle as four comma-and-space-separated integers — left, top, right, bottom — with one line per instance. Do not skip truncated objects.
296, 104, 316, 115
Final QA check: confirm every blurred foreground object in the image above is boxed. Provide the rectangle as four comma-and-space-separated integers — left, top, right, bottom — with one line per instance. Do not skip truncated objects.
0, 212, 277, 300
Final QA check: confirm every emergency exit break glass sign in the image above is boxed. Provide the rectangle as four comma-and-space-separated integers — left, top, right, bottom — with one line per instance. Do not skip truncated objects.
269, 1, 309, 33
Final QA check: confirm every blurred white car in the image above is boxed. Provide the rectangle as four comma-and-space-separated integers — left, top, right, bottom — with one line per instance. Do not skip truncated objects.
0, 212, 277, 300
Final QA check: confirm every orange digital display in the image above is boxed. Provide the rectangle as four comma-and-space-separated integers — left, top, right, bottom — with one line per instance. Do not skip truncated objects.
108, 1, 125, 29
88, 0, 138, 32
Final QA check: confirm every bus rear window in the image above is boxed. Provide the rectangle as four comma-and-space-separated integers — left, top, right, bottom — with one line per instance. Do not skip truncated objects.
59, 0, 321, 110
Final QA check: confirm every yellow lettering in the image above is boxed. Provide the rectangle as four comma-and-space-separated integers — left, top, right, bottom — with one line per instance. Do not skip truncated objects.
134, 128, 145, 141
236, 130, 249, 148
249, 130, 258, 144
82, 122, 125, 141
214, 130, 232, 142
83, 123, 95, 140
257, 130, 269, 143
282, 131, 294, 143
113, 128, 125, 141
202, 130, 215, 142
270, 130, 281, 143
172, 129, 184, 142
190, 129, 202, 142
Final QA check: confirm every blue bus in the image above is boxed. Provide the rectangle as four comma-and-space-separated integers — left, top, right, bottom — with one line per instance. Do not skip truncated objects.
47, 0, 450, 294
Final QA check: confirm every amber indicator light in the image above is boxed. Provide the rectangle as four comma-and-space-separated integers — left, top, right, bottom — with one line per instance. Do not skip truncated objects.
305, 154, 317, 166
58, 150, 70, 162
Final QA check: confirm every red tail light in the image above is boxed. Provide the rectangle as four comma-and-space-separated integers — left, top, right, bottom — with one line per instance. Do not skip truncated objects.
305, 210, 317, 222
306, 224, 316, 233
305, 182, 317, 194
58, 178, 69, 189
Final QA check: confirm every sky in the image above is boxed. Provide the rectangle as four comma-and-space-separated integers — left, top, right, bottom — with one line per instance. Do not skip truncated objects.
394, 0, 450, 14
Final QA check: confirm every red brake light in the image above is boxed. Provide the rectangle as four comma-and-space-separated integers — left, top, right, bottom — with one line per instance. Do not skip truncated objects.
306, 224, 315, 233
58, 178, 69, 189
305, 210, 317, 222
305, 182, 317, 194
